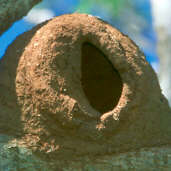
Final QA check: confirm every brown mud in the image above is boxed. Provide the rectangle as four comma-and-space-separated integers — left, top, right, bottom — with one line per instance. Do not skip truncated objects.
0, 14, 171, 162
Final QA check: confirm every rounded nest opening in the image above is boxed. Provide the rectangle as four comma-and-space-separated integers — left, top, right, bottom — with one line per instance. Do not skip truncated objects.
81, 42, 123, 114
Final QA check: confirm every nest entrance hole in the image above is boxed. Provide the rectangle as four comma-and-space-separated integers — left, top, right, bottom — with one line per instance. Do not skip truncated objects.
81, 42, 123, 113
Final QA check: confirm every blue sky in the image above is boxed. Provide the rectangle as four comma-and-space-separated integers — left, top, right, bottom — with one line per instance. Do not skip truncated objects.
0, 0, 159, 71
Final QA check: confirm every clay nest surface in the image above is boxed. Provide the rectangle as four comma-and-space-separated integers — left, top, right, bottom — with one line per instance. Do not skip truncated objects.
1, 14, 171, 160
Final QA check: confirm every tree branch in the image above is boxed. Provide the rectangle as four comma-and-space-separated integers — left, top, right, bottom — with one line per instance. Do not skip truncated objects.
0, 0, 42, 36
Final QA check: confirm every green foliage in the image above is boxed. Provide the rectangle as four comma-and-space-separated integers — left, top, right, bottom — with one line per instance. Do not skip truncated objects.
75, 0, 125, 16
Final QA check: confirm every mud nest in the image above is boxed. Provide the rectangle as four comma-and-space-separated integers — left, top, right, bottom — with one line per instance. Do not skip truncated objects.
1, 14, 171, 160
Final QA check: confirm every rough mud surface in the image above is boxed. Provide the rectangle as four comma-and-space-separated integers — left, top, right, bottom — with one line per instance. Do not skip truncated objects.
0, 14, 171, 165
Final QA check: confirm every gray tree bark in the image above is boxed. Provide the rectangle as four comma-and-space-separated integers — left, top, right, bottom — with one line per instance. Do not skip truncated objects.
0, 0, 42, 36
150, 0, 171, 105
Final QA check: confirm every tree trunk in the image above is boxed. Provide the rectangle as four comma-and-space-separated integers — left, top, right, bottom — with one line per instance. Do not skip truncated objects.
0, 0, 41, 36
150, 0, 171, 105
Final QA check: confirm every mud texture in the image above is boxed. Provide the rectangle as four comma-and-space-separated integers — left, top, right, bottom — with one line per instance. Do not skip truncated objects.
0, 13, 171, 163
